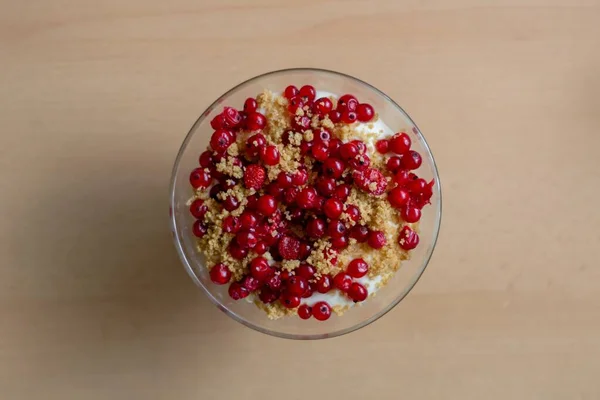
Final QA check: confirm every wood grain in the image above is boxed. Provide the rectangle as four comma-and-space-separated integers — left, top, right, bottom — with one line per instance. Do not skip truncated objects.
1, 1, 599, 398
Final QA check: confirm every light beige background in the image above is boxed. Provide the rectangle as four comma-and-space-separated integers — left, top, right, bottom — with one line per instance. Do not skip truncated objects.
1, 1, 599, 399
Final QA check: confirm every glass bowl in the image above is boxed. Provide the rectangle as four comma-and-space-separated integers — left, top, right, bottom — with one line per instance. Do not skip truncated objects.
169, 68, 441, 340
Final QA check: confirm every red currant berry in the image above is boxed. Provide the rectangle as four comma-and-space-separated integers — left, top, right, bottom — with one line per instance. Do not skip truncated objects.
311, 142, 330, 161
330, 235, 348, 249
256, 194, 277, 216
223, 195, 240, 211
259, 287, 280, 304
284, 85, 299, 99
367, 230, 387, 249
192, 220, 208, 238
189, 168, 212, 189
246, 133, 266, 157
222, 215, 241, 233
333, 272, 352, 292
390, 132, 411, 154
376, 139, 390, 154
345, 204, 361, 222
341, 110, 357, 124
333, 184, 351, 202
386, 156, 402, 172
399, 225, 419, 250
349, 225, 369, 243
401, 150, 422, 170
236, 230, 258, 249
276, 172, 293, 189
222, 107, 243, 128
339, 142, 359, 160
327, 220, 347, 238
388, 187, 410, 208
189, 199, 208, 219
228, 241, 248, 260
316, 177, 336, 197
393, 170, 412, 186
296, 263, 316, 279
316, 275, 333, 293
199, 150, 214, 168
210, 114, 227, 130
266, 274, 282, 290
243, 97, 257, 113
298, 304, 312, 320
260, 145, 280, 166
348, 282, 368, 302
242, 275, 261, 292
313, 97, 333, 116
239, 212, 258, 230
337, 94, 358, 111
299, 85, 316, 103
312, 301, 332, 321
348, 154, 370, 171
287, 275, 308, 296
228, 282, 249, 300
283, 187, 299, 205
280, 293, 301, 309
347, 258, 369, 278
292, 115, 311, 131
287, 96, 304, 115
292, 168, 308, 186
297, 187, 318, 209
250, 257, 273, 281
328, 110, 341, 123
307, 218, 326, 239
323, 158, 345, 179
401, 205, 421, 223
328, 138, 342, 157
356, 103, 375, 122
254, 241, 268, 255
323, 198, 343, 219
209, 263, 231, 285
246, 112, 267, 131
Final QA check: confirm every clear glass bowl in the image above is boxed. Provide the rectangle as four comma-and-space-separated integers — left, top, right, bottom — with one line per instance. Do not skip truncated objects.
169, 68, 441, 340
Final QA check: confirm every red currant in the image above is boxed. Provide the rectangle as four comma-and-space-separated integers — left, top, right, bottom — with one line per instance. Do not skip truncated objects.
236, 230, 258, 249
323, 198, 343, 219
327, 220, 346, 238
311, 142, 330, 161
401, 150, 422, 170
298, 304, 312, 319
388, 187, 410, 208
376, 139, 389, 154
339, 142, 359, 160
390, 132, 411, 154
401, 205, 421, 223
199, 150, 214, 168
246, 112, 267, 131
297, 187, 318, 209
250, 257, 273, 281
328, 110, 341, 123
345, 205, 360, 222
349, 225, 369, 242
386, 156, 402, 172
284, 85, 299, 99
330, 235, 348, 249
313, 97, 333, 116
246, 133, 266, 157
192, 220, 207, 238
296, 263, 316, 279
299, 85, 316, 103
228, 282, 249, 300
280, 293, 301, 309
189, 168, 212, 189
223, 195, 240, 211
356, 103, 375, 122
348, 282, 368, 302
228, 241, 248, 259
209, 263, 231, 285
316, 177, 336, 197
341, 110, 358, 124
333, 272, 352, 292
323, 158, 345, 179
367, 230, 387, 249
243, 97, 257, 113
256, 194, 277, 216
189, 199, 208, 219
222, 215, 241, 233
287, 275, 308, 296
333, 184, 351, 202
347, 258, 369, 278
259, 287, 280, 304
398, 225, 419, 250
307, 218, 326, 239
312, 301, 332, 321
316, 275, 333, 293
260, 145, 280, 166
337, 94, 358, 111
292, 168, 308, 186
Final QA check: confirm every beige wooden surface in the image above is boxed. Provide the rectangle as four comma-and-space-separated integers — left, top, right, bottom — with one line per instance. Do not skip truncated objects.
1, 1, 600, 399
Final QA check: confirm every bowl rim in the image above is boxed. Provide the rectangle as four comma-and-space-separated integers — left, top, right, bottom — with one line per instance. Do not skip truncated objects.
169, 67, 442, 340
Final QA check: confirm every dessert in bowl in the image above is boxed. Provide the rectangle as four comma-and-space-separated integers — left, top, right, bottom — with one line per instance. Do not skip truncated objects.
170, 69, 441, 339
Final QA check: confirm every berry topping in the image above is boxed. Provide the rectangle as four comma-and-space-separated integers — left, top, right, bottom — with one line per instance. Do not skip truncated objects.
256, 194, 277, 216
281, 293, 301, 309
356, 103, 375, 122
192, 220, 208, 238
250, 257, 273, 281
287, 275, 308, 296
333, 272, 352, 292
246, 112, 267, 131
228, 282, 249, 300
189, 199, 208, 219
390, 132, 411, 154
376, 139, 389, 154
316, 275, 333, 293
190, 168, 212, 189
367, 230, 387, 249
260, 145, 280, 166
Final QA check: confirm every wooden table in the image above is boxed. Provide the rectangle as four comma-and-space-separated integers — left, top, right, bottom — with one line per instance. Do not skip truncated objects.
1, 1, 599, 398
